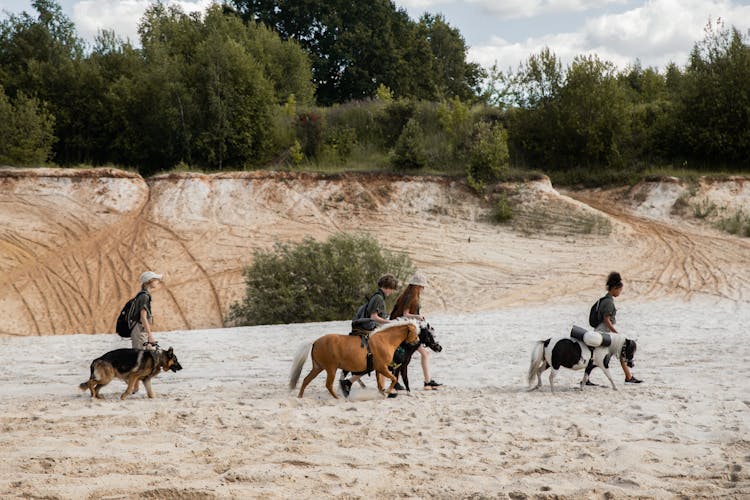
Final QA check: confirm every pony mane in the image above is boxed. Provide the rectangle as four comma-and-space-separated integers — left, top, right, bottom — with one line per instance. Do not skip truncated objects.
372, 318, 420, 334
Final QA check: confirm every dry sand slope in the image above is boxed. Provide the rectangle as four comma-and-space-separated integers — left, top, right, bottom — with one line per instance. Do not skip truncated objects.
2, 167, 749, 336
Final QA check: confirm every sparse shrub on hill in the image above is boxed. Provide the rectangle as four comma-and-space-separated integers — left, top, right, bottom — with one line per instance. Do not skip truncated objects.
392, 118, 428, 170
717, 210, 750, 237
0, 87, 56, 165
228, 233, 414, 326
466, 121, 510, 192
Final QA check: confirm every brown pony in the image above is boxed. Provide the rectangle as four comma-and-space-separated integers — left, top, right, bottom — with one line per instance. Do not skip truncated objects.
289, 321, 419, 399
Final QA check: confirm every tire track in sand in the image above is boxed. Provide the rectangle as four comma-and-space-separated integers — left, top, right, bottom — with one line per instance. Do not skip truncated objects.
570, 192, 749, 302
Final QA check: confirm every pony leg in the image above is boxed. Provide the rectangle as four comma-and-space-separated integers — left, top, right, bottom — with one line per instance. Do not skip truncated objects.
581, 360, 596, 391
377, 367, 398, 397
549, 369, 558, 393
536, 365, 546, 390
400, 365, 410, 392
324, 368, 339, 399
600, 365, 618, 391
298, 362, 323, 398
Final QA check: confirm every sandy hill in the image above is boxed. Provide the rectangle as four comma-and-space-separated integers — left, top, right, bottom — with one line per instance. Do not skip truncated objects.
1, 167, 749, 336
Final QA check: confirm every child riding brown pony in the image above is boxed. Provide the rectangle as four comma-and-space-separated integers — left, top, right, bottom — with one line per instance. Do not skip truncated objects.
289, 320, 420, 399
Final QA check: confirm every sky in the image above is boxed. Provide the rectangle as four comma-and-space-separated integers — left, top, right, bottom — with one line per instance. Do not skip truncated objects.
1, 0, 750, 72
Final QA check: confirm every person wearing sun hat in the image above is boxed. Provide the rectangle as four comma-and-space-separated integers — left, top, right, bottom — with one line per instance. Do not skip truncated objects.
390, 272, 442, 390
129, 271, 163, 351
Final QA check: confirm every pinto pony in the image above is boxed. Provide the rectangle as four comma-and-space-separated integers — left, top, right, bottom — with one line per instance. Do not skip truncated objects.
290, 320, 419, 399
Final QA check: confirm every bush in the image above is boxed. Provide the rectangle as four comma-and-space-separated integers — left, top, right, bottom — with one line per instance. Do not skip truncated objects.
491, 193, 513, 223
228, 233, 415, 326
466, 121, 510, 192
717, 210, 750, 237
295, 111, 325, 158
392, 117, 427, 170
0, 88, 56, 165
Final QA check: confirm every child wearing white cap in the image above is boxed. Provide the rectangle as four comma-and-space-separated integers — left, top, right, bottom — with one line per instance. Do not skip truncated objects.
129, 271, 163, 350
390, 273, 442, 390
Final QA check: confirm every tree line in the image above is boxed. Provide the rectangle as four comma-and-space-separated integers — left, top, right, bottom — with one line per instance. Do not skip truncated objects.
1, 1, 748, 181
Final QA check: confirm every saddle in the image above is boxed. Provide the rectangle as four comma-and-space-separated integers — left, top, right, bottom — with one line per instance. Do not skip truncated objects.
349, 329, 374, 375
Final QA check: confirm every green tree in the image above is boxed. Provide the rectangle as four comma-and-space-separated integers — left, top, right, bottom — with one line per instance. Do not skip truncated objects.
0, 0, 88, 163
417, 14, 484, 101
466, 121, 510, 191
229, 233, 414, 326
0, 86, 56, 165
392, 117, 427, 170
507, 50, 629, 171
676, 20, 750, 166
233, 0, 479, 104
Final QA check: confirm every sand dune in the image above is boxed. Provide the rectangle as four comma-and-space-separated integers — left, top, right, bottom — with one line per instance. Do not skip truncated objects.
3, 168, 750, 337
0, 299, 748, 498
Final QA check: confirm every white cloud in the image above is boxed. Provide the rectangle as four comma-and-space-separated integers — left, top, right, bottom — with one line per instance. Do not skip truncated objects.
466, 0, 628, 19
469, 0, 750, 71
397, 0, 453, 8
72, 0, 215, 45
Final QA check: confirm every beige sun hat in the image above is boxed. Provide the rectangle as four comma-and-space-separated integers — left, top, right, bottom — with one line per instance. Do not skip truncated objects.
140, 271, 163, 285
409, 273, 428, 287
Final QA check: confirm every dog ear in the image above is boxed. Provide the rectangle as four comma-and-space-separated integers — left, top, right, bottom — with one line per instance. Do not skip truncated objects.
167, 347, 173, 354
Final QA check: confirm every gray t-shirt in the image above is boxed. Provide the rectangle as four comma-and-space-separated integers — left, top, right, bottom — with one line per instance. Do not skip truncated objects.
598, 293, 616, 325
364, 290, 386, 319
129, 290, 152, 327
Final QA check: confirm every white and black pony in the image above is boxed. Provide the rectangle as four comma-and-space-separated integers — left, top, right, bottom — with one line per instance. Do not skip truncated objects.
528, 326, 637, 392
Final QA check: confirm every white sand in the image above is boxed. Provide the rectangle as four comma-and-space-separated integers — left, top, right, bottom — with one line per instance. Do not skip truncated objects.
1, 297, 748, 499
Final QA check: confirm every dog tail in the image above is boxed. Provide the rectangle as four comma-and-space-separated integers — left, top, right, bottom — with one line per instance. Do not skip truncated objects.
79, 360, 97, 391
528, 340, 546, 387
289, 342, 312, 390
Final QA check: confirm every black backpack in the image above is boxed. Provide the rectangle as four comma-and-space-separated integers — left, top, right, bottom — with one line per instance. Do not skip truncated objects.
115, 291, 148, 337
351, 290, 383, 332
588, 296, 607, 328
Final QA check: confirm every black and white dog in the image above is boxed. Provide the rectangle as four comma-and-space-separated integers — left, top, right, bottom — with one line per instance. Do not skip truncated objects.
528, 327, 637, 392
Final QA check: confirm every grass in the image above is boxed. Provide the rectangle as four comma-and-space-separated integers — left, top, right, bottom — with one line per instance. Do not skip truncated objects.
717, 210, 750, 237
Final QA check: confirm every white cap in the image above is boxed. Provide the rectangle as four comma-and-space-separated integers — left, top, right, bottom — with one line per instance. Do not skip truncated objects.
140, 271, 163, 285
409, 273, 428, 287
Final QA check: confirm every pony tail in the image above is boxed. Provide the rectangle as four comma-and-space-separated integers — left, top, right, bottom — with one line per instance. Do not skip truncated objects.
289, 342, 312, 390
528, 341, 545, 387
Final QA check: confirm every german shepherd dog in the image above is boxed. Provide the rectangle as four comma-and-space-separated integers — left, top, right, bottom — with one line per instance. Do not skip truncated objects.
79, 347, 182, 400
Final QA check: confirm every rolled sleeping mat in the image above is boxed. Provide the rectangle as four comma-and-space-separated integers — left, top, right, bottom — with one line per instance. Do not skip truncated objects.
570, 325, 612, 347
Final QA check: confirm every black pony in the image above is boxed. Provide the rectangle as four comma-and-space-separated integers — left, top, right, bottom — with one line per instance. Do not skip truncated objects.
390, 322, 442, 391
340, 322, 442, 392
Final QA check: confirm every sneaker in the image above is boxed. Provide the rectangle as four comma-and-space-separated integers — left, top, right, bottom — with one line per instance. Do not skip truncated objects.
625, 376, 643, 384
424, 380, 442, 389
394, 382, 405, 391
387, 392, 398, 398
339, 379, 352, 397
585, 380, 599, 386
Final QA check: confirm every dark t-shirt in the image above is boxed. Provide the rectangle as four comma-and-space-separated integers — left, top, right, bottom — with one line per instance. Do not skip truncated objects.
598, 293, 616, 325
129, 290, 152, 326
364, 289, 386, 319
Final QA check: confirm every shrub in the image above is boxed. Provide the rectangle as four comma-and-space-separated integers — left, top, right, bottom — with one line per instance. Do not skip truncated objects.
466, 121, 510, 192
717, 210, 750, 237
692, 198, 718, 219
491, 193, 513, 223
228, 233, 415, 326
392, 117, 427, 170
0, 88, 56, 165
295, 111, 325, 158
